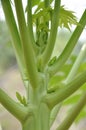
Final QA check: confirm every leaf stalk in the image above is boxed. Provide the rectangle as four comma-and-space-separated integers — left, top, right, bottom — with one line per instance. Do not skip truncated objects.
48, 10, 86, 76
56, 92, 86, 130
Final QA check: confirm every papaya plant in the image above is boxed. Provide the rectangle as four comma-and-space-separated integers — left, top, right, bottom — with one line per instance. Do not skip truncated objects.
0, 0, 86, 130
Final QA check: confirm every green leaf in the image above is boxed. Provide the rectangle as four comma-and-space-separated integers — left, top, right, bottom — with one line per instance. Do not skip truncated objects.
64, 93, 81, 105
34, 0, 53, 13
47, 74, 65, 93
48, 56, 57, 66
33, 6, 52, 25
81, 83, 86, 91
59, 5, 78, 30
22, 96, 27, 106
32, 0, 40, 7
78, 61, 86, 73
33, 5, 77, 31
34, 1, 44, 13
16, 92, 27, 106
60, 55, 77, 77
16, 92, 23, 103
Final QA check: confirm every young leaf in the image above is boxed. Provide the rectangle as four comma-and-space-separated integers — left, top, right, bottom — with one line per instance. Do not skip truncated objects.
16, 92, 27, 106
59, 5, 78, 30
22, 96, 27, 106
48, 56, 57, 66
33, 5, 77, 31
16, 92, 23, 103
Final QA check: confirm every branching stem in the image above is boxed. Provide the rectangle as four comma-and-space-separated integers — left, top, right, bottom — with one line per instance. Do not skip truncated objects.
0, 88, 31, 122
14, 0, 39, 89
41, 0, 61, 67
48, 10, 86, 76
43, 70, 86, 109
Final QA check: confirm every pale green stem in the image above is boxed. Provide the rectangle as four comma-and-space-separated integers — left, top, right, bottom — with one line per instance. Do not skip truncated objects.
65, 43, 86, 83
43, 70, 86, 109
56, 92, 86, 130
27, 0, 35, 44
41, 0, 61, 67
44, 0, 49, 32
0, 88, 31, 122
14, 0, 39, 89
39, 103, 50, 130
48, 10, 86, 76
22, 103, 50, 130
22, 116, 35, 130
27, 0, 39, 54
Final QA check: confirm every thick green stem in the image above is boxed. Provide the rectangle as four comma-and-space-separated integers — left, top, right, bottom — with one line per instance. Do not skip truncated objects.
39, 103, 50, 130
0, 88, 31, 122
65, 43, 86, 83
22, 103, 50, 130
14, 0, 39, 89
27, 0, 35, 44
41, 0, 61, 67
26, 0, 39, 54
22, 116, 35, 130
48, 10, 86, 76
43, 70, 86, 109
56, 92, 86, 130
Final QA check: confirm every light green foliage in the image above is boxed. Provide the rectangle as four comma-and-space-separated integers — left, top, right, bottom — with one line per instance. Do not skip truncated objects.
32, 4, 77, 31
0, 0, 86, 130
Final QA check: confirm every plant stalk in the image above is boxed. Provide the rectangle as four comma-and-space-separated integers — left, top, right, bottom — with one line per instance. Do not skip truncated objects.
48, 10, 86, 76
43, 70, 86, 108
27, 0, 35, 44
56, 92, 86, 130
0, 88, 30, 122
14, 0, 39, 89
65, 43, 86, 83
41, 0, 61, 67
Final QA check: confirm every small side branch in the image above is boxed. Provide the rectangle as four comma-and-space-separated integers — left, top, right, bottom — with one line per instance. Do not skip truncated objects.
41, 0, 61, 67
43, 70, 86, 109
0, 88, 32, 122
56, 92, 86, 130
48, 10, 86, 76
